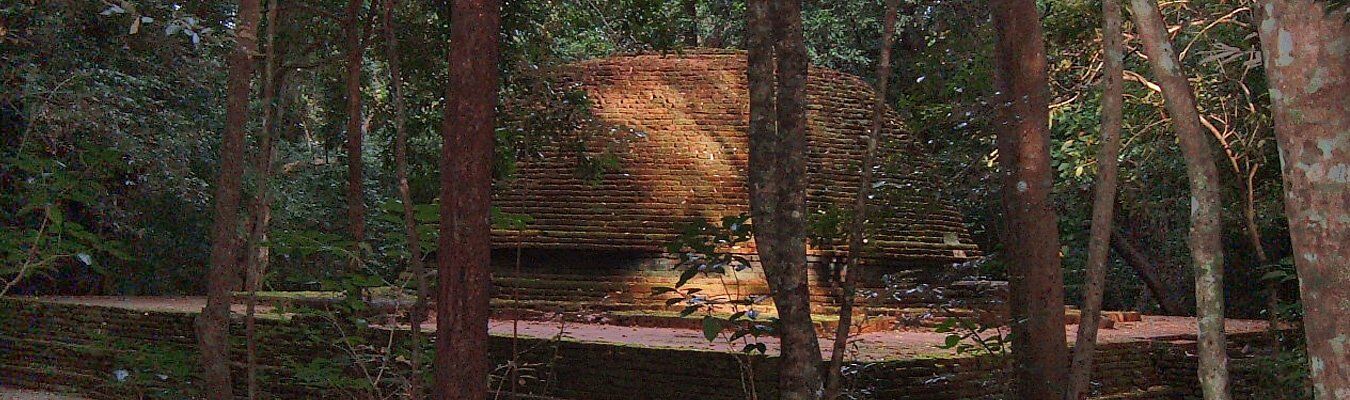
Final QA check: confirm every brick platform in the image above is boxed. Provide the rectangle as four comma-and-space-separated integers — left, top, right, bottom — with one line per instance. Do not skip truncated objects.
1, 297, 1284, 400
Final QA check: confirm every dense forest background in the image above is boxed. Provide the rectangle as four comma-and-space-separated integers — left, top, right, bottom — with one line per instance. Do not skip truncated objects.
1, 0, 1293, 319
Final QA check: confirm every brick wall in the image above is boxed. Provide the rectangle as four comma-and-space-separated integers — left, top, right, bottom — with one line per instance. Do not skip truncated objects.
487, 249, 1005, 314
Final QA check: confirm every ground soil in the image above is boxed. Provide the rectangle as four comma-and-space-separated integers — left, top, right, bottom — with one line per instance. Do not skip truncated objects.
0, 387, 92, 400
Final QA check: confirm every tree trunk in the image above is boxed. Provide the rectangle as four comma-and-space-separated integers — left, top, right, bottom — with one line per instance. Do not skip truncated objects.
1240, 170, 1279, 341
747, 1, 824, 399
433, 0, 500, 399
199, 0, 262, 398
989, 2, 1070, 399
1256, 2, 1349, 399
1110, 230, 1187, 316
345, 0, 366, 249
382, 0, 428, 398
1066, 0, 1125, 397
825, 1, 898, 398
1126, 1, 1231, 399
243, 1, 285, 399
683, 0, 698, 47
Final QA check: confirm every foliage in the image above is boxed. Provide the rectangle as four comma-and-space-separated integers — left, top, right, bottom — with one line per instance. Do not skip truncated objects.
1245, 342, 1313, 400
806, 205, 853, 248
1260, 256, 1303, 321
280, 279, 418, 399
887, 259, 1010, 357
107, 339, 200, 399
2, 0, 225, 294
495, 70, 637, 185
933, 316, 1009, 356
657, 214, 773, 355
1, 148, 130, 295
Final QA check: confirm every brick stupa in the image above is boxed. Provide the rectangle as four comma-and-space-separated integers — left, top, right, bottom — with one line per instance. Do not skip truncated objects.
488, 49, 983, 313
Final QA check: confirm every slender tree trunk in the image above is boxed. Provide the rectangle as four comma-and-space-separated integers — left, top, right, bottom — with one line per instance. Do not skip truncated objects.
1256, 2, 1349, 399
1122, 0, 1233, 397
683, 0, 698, 47
1239, 171, 1280, 341
747, 1, 824, 399
433, 0, 500, 399
825, 1, 898, 398
1127, 2, 1231, 399
1214, 132, 1278, 340
382, 0, 428, 398
345, 0, 366, 249
243, 1, 284, 398
1110, 231, 1187, 315
989, 2, 1069, 399
199, 0, 262, 398
1066, 1, 1125, 397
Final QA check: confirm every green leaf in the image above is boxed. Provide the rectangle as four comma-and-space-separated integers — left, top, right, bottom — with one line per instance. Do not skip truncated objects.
934, 318, 956, 333
675, 266, 699, 288
701, 316, 721, 342
942, 334, 962, 349
414, 204, 440, 223
48, 206, 64, 225
679, 305, 700, 318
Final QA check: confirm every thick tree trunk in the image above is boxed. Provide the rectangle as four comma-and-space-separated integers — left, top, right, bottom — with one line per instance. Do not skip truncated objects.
344, 0, 366, 248
1126, 2, 1231, 399
989, 2, 1069, 400
382, 0, 427, 398
747, 1, 824, 399
1066, 1, 1125, 397
1110, 231, 1187, 316
433, 0, 500, 399
243, 1, 285, 399
1256, 2, 1349, 399
825, 1, 898, 398
199, 0, 262, 398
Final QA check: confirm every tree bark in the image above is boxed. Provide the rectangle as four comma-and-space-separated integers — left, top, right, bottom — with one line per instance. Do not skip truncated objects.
1066, 0, 1125, 397
243, 1, 285, 399
825, 1, 898, 398
382, 0, 427, 398
433, 0, 500, 399
1126, 1, 1231, 399
989, 2, 1070, 399
1110, 230, 1187, 316
1256, 2, 1349, 399
747, 1, 824, 399
683, 0, 698, 47
344, 0, 366, 248
199, 0, 262, 398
